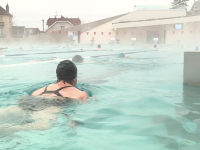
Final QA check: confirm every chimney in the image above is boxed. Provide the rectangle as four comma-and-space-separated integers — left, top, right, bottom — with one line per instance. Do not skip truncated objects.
6, 3, 9, 13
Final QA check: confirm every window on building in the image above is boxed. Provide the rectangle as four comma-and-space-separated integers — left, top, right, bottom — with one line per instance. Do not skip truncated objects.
0, 16, 2, 22
61, 26, 65, 29
0, 28, 2, 34
30, 29, 33, 34
17, 30, 20, 35
174, 24, 183, 30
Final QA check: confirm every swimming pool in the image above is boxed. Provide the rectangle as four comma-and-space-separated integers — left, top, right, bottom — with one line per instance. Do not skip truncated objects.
0, 45, 200, 150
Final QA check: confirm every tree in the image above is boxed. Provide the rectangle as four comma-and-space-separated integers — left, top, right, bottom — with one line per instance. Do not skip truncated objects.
171, 0, 189, 9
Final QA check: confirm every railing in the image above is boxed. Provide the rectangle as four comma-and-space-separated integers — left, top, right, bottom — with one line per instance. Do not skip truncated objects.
0, 22, 4, 26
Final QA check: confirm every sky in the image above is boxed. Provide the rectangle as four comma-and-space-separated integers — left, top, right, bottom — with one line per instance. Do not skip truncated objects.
1, 0, 195, 31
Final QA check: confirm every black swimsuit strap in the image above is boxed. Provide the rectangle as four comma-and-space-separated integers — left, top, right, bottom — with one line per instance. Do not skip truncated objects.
53, 86, 72, 97
44, 85, 49, 92
54, 86, 72, 93
40, 85, 72, 97
40, 85, 49, 95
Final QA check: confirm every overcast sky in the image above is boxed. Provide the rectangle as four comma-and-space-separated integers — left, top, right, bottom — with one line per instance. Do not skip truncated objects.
1, 0, 195, 31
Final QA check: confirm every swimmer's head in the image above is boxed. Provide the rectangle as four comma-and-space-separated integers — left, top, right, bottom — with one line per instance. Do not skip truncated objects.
97, 44, 101, 48
56, 60, 77, 86
117, 53, 125, 58
154, 45, 157, 48
72, 55, 84, 63
52, 57, 57, 60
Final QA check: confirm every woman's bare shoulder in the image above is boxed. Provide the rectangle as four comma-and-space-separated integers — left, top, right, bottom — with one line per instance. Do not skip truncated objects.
32, 87, 46, 96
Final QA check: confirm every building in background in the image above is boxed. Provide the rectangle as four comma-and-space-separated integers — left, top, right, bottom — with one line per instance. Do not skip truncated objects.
46, 15, 81, 32
12, 26, 26, 38
0, 4, 12, 38
25, 28, 41, 37
16, 6, 200, 46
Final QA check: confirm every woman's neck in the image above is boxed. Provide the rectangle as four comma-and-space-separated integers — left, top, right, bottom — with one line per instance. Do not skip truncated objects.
57, 81, 73, 86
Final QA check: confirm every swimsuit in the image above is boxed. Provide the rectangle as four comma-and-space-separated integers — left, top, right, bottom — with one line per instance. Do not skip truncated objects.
40, 85, 72, 97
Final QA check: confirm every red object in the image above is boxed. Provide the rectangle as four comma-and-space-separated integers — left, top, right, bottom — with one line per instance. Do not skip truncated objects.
94, 32, 96, 35
101, 32, 104, 35
109, 32, 111, 35
173, 31, 175, 34
164, 31, 167, 34
132, 32, 134, 35
190, 31, 193, 34
52, 31, 54, 34
66, 31, 68, 34
46, 31, 48, 33
140, 32, 142, 35
80, 32, 82, 35
156, 32, 158, 35
148, 32, 150, 35
73, 32, 75, 35
87, 32, 89, 35
117, 32, 119, 35
59, 31, 61, 34
181, 31, 184, 34
124, 32, 126, 35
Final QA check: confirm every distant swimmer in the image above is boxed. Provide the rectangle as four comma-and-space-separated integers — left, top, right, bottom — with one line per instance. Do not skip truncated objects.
32, 60, 88, 100
152, 44, 158, 50
52, 56, 58, 60
72, 55, 84, 63
195, 47, 199, 51
117, 53, 130, 58
96, 44, 102, 50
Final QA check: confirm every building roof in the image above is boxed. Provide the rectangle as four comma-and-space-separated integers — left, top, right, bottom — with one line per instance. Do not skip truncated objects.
12, 26, 25, 30
46, 15, 81, 26
0, 6, 12, 16
191, 1, 200, 11
112, 15, 200, 29
113, 14, 190, 24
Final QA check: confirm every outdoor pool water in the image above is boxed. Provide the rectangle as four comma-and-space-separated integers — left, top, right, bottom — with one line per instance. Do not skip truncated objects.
0, 45, 200, 150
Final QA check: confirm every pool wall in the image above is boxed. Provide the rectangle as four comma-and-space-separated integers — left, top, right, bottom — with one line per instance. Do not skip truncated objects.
184, 51, 200, 86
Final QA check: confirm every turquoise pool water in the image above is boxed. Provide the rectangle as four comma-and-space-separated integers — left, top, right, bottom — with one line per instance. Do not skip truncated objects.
0, 46, 200, 150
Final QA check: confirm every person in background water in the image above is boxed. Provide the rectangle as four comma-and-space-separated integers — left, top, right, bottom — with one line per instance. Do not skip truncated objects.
96, 44, 102, 50
32, 60, 88, 100
52, 56, 57, 60
117, 53, 130, 58
72, 55, 84, 63
151, 44, 158, 50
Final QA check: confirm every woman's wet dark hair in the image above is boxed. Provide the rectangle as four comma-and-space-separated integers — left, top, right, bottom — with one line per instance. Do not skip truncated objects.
56, 60, 77, 85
